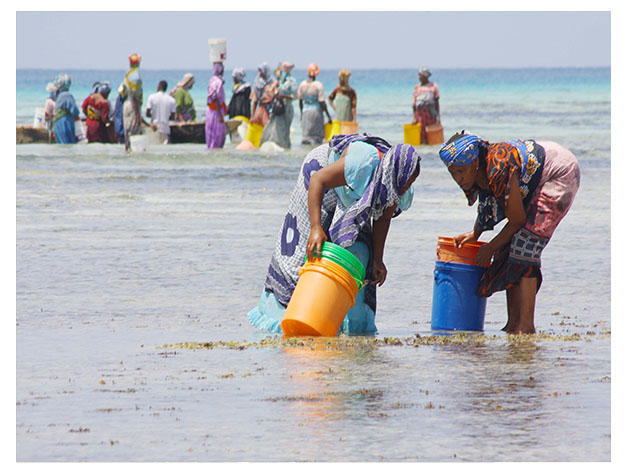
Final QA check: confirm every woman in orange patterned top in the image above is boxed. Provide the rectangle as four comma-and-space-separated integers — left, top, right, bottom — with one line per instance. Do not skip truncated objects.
439, 132, 581, 334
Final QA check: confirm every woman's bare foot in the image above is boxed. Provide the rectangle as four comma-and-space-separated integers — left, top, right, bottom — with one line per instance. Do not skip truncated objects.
501, 321, 516, 332
512, 324, 536, 334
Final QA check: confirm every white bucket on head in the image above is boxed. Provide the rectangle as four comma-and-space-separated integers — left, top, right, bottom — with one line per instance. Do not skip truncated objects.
208, 38, 227, 62
33, 108, 46, 128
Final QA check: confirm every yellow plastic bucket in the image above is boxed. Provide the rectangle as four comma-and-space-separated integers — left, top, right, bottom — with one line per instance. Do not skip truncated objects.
324, 121, 341, 142
245, 122, 264, 147
281, 258, 359, 337
233, 115, 250, 125
403, 123, 421, 146
426, 123, 444, 145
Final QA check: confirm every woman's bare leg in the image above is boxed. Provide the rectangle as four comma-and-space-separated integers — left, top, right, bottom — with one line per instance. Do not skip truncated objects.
515, 277, 538, 334
504, 284, 521, 332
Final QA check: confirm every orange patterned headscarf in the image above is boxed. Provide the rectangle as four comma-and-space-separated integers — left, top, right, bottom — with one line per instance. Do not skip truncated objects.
307, 63, 320, 77
338, 69, 351, 91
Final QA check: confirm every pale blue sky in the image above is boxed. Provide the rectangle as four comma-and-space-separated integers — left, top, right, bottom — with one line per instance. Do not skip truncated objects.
16, 11, 610, 70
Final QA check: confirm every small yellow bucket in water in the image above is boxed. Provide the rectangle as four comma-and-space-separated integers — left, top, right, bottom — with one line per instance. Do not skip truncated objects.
403, 123, 421, 146
245, 122, 264, 147
324, 121, 341, 142
340, 121, 359, 135
233, 115, 250, 125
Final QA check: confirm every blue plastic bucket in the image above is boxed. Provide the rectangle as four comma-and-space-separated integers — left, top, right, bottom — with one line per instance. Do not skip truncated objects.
431, 260, 487, 331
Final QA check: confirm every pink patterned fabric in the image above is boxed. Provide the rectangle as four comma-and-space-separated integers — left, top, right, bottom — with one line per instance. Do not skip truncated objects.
412, 81, 439, 142
524, 141, 581, 239
412, 82, 439, 105
477, 140, 580, 297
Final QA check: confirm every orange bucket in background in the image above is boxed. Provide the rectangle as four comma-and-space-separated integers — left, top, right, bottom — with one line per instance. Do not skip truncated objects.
436, 236, 489, 267
340, 121, 359, 135
281, 258, 361, 337
426, 123, 444, 145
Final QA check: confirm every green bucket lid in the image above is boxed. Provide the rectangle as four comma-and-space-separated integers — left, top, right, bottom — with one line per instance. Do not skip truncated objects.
308, 241, 366, 286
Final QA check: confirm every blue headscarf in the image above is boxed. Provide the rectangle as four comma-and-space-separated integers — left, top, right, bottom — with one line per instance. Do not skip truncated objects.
328, 143, 421, 247
98, 82, 111, 96
232, 68, 246, 83
439, 133, 482, 167
253, 62, 273, 100
46, 73, 72, 96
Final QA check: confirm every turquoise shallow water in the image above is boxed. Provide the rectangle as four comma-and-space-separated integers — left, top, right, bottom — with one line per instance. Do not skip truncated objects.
16, 68, 610, 461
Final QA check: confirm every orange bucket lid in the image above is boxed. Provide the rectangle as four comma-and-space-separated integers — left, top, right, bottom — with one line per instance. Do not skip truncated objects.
436, 236, 489, 267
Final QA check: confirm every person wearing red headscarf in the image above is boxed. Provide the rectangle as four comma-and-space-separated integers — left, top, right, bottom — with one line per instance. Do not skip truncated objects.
119, 53, 149, 150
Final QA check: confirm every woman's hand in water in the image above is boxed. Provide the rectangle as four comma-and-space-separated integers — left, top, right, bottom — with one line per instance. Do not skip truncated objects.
371, 259, 388, 286
453, 230, 478, 248
306, 225, 327, 261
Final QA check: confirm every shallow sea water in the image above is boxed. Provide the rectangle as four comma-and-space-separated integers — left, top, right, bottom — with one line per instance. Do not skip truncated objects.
16, 67, 611, 462
16, 140, 610, 462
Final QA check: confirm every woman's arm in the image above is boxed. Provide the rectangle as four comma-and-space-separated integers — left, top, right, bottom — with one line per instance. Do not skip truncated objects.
435, 97, 441, 124
71, 99, 80, 119
132, 97, 142, 124
306, 156, 348, 260
475, 170, 527, 266
102, 102, 110, 124
320, 101, 333, 123
214, 98, 224, 123
328, 93, 336, 112
371, 205, 397, 286
251, 97, 258, 120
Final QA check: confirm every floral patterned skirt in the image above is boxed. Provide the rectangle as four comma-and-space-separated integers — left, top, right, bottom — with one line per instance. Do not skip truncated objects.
414, 104, 436, 143
477, 141, 581, 297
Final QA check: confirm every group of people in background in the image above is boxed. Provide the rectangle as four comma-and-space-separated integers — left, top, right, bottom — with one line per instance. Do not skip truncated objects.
44, 54, 198, 150
43, 54, 441, 153
220, 60, 355, 149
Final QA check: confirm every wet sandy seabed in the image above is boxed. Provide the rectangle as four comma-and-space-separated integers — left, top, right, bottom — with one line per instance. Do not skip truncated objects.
17, 141, 610, 461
